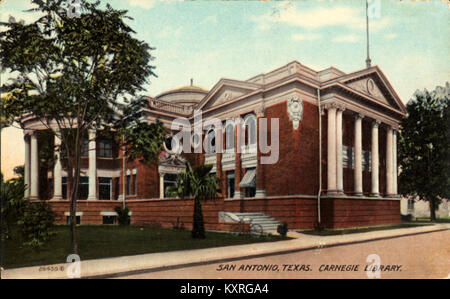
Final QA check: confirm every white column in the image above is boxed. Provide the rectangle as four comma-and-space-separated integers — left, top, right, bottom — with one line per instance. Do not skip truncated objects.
393, 129, 398, 196
24, 134, 31, 199
30, 132, 39, 200
370, 121, 380, 196
327, 104, 337, 194
159, 173, 165, 198
51, 133, 62, 200
87, 129, 97, 200
386, 126, 393, 196
336, 107, 344, 194
354, 114, 364, 196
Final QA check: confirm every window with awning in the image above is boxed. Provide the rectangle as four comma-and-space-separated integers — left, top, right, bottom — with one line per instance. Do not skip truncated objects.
239, 168, 256, 188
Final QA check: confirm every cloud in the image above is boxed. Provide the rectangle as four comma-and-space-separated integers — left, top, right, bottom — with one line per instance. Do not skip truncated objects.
252, 5, 391, 32
128, 0, 183, 10
332, 34, 360, 43
0, 9, 42, 26
128, 0, 157, 9
292, 33, 322, 41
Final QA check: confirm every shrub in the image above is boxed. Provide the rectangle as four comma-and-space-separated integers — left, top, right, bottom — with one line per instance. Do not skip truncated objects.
115, 206, 131, 225
401, 214, 413, 222
17, 202, 55, 248
1, 173, 26, 240
277, 222, 288, 237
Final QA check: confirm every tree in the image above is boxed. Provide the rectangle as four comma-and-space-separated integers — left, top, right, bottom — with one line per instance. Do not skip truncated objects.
167, 163, 219, 238
1, 0, 165, 254
398, 82, 450, 221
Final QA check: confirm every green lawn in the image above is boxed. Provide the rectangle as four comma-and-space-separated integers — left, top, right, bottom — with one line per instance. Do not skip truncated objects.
2, 225, 288, 269
298, 222, 433, 236
411, 217, 450, 223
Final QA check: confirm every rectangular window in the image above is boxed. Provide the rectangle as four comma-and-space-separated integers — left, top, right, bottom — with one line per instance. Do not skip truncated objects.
342, 146, 371, 171
240, 168, 256, 198
363, 150, 372, 171
164, 174, 178, 198
113, 177, 120, 200
61, 176, 67, 199
62, 177, 67, 199
78, 176, 89, 200
81, 138, 89, 156
343, 145, 354, 169
102, 215, 117, 224
133, 173, 137, 195
98, 139, 113, 158
126, 175, 131, 195
99, 177, 112, 200
226, 171, 235, 198
245, 186, 256, 198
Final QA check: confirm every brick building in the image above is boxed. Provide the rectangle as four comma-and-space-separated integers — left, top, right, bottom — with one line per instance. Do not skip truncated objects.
21, 61, 406, 230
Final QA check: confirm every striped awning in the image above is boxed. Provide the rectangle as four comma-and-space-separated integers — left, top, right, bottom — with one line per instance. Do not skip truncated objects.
239, 168, 256, 188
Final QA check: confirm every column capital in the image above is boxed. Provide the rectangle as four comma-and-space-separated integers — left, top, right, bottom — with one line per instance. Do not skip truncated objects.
336, 103, 346, 112
232, 114, 243, 120
354, 113, 365, 120
24, 130, 33, 138
372, 120, 381, 128
323, 102, 338, 111
254, 104, 265, 118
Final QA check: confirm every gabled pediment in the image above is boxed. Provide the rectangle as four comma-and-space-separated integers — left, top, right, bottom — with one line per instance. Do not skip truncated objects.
345, 75, 392, 106
336, 67, 407, 114
197, 79, 261, 110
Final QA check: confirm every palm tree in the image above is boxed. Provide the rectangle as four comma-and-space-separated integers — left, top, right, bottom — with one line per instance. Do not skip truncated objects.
166, 162, 218, 238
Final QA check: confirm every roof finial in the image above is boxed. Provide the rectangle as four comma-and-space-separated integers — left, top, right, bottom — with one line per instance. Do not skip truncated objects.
365, 0, 372, 68
190, 78, 193, 86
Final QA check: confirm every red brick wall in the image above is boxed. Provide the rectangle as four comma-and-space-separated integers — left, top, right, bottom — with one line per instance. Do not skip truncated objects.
47, 196, 317, 229
264, 101, 320, 196
47, 196, 400, 229
50, 200, 123, 225
321, 197, 400, 228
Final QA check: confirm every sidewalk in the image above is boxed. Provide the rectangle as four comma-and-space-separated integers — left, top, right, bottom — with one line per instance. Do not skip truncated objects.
2, 223, 449, 279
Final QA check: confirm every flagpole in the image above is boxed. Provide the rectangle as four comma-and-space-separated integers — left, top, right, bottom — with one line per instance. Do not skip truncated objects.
365, 0, 372, 68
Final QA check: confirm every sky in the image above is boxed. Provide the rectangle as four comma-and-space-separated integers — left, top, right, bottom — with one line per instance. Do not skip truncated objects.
1, 0, 449, 179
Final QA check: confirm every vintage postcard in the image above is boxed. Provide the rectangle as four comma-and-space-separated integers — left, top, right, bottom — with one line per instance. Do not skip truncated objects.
0, 0, 449, 286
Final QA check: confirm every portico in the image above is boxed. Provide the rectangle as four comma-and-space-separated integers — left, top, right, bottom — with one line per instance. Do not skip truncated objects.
324, 102, 399, 198
23, 127, 100, 201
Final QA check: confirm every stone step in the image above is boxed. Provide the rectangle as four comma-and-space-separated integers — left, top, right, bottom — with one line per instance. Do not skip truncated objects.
234, 212, 265, 217
220, 211, 281, 233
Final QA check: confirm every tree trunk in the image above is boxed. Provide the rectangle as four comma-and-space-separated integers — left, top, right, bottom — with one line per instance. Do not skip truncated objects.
68, 129, 83, 255
192, 197, 205, 239
429, 198, 437, 222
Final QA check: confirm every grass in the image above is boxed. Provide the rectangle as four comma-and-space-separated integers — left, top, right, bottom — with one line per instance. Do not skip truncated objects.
298, 222, 434, 236
2, 225, 288, 269
411, 217, 450, 223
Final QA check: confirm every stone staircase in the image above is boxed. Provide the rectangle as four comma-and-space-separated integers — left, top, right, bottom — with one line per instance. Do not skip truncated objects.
231, 212, 281, 232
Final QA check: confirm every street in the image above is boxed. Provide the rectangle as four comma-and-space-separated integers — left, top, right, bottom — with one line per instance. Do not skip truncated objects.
117, 230, 450, 279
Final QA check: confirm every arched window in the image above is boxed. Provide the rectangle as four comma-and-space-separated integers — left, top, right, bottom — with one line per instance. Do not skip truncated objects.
206, 129, 216, 154
191, 132, 201, 149
225, 122, 235, 151
244, 114, 257, 147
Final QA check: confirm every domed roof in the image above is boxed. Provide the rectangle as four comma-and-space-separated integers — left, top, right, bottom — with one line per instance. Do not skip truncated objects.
156, 81, 208, 106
